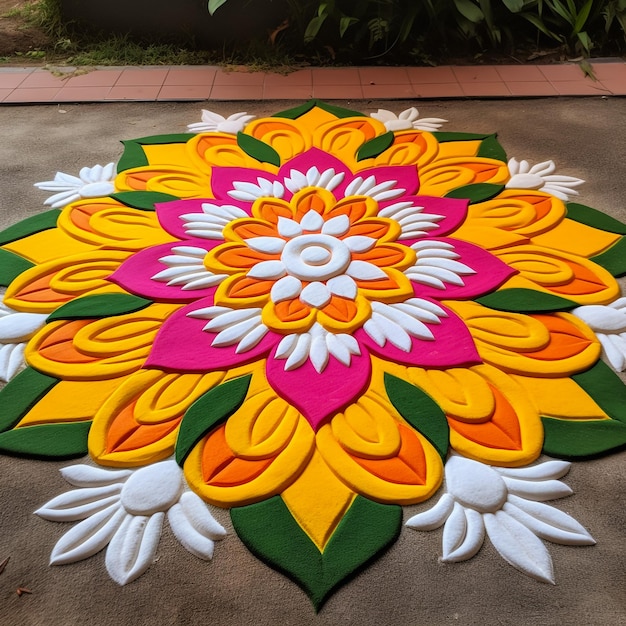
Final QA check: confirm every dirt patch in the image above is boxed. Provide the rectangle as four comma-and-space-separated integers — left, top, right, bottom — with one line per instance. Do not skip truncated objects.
0, 0, 51, 57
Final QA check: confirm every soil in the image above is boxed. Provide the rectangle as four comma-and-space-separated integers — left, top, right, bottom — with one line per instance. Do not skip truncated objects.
0, 0, 51, 57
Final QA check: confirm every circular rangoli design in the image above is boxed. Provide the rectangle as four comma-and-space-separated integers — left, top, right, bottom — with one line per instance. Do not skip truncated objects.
1, 100, 625, 610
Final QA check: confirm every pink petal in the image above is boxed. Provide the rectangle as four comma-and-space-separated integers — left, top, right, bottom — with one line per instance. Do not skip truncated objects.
145, 296, 277, 371
355, 305, 480, 368
209, 166, 280, 203
358, 164, 419, 197
410, 238, 516, 301
109, 242, 221, 302
266, 346, 371, 431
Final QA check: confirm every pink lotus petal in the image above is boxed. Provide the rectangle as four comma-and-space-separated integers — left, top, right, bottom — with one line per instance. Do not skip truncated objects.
145, 297, 277, 371
266, 345, 371, 431
410, 238, 517, 301
357, 164, 419, 197
355, 305, 480, 368
109, 242, 220, 303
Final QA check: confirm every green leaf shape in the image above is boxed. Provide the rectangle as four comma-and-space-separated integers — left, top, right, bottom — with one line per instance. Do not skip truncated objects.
0, 367, 59, 433
590, 237, 626, 277
572, 360, 626, 425
0, 210, 60, 246
356, 132, 394, 162
116, 134, 194, 173
445, 183, 505, 204
47, 294, 153, 323
110, 191, 180, 211
566, 202, 626, 234
273, 99, 363, 120
231, 495, 402, 611
117, 141, 148, 172
476, 288, 577, 312
0, 248, 34, 287
0, 421, 91, 459
384, 373, 449, 462
432, 132, 489, 142
175, 374, 251, 465
236, 133, 281, 167
477, 134, 507, 162
541, 417, 626, 459
208, 0, 228, 15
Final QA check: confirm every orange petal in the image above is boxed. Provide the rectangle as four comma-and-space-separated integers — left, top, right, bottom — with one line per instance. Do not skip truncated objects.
206, 242, 268, 273
355, 243, 416, 270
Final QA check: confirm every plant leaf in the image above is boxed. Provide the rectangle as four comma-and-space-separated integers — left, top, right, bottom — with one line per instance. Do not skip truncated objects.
110, 191, 180, 211
274, 100, 363, 120
175, 374, 252, 465
0, 421, 91, 459
590, 237, 626, 276
384, 373, 449, 461
231, 495, 401, 611
0, 249, 34, 287
572, 359, 626, 424
208, 0, 229, 15
236, 133, 281, 167
47, 294, 153, 322
445, 183, 505, 203
476, 288, 577, 312
432, 132, 489, 142
477, 134, 507, 162
356, 132, 394, 162
0, 366, 59, 432
566, 202, 626, 234
117, 141, 148, 172
0, 210, 60, 246
454, 0, 485, 23
541, 416, 626, 458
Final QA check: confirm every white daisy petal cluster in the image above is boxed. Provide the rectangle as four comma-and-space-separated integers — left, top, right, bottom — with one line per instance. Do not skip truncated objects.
36, 460, 227, 586
34, 163, 116, 209
187, 110, 255, 134
0, 298, 48, 382
505, 158, 584, 201
573, 297, 626, 371
181, 203, 248, 240
152, 246, 227, 290
405, 240, 476, 289
406, 455, 595, 584
370, 107, 447, 132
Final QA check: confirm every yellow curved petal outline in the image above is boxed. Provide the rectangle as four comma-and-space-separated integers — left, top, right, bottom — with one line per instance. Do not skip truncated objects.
371, 130, 440, 170
186, 132, 259, 177
282, 449, 356, 551
3, 249, 131, 313
115, 165, 211, 198
57, 199, 175, 250
447, 364, 543, 467
435, 139, 483, 160
291, 107, 339, 134
418, 157, 510, 197
246, 118, 311, 163
493, 244, 620, 305
531, 218, 621, 258
25, 303, 180, 379
142, 143, 196, 169
316, 293, 371, 334
2, 227, 97, 265
183, 415, 315, 507
510, 373, 609, 421
262, 298, 316, 333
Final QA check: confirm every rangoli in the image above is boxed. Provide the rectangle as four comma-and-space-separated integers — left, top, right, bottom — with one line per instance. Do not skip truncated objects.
1, 100, 625, 610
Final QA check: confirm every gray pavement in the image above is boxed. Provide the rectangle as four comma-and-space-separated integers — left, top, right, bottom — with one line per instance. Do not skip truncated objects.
0, 99, 625, 625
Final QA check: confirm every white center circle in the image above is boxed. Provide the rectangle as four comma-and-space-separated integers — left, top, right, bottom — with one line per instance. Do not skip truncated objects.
282, 234, 351, 281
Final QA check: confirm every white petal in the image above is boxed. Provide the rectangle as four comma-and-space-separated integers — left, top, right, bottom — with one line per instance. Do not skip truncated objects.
501, 477, 572, 501
284, 170, 308, 193
271, 275, 303, 303
444, 508, 485, 562
181, 274, 227, 290
247, 260, 286, 280
0, 312, 48, 342
80, 181, 115, 198
105, 513, 164, 585
168, 504, 215, 559
371, 109, 397, 123
327, 275, 357, 300
309, 335, 329, 373
373, 302, 434, 340
484, 511, 555, 584
406, 493, 454, 530
336, 333, 361, 355
284, 334, 311, 370
573, 305, 626, 333
442, 502, 467, 558
300, 282, 331, 308
211, 317, 262, 347
370, 312, 413, 352
346, 260, 387, 281
399, 107, 419, 122
60, 464, 132, 487
0, 343, 25, 382
36, 485, 122, 521
204, 308, 261, 332
362, 317, 386, 347
504, 498, 595, 546
300, 210, 324, 231
50, 505, 126, 565
325, 333, 352, 366
600, 334, 626, 371
277, 217, 302, 238
344, 236, 376, 253
245, 237, 286, 254
275, 334, 298, 359
494, 460, 570, 481
321, 215, 350, 237
179, 492, 227, 539
235, 324, 269, 353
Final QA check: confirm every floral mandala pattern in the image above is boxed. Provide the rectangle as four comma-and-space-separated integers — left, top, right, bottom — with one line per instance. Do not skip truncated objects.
1, 101, 625, 610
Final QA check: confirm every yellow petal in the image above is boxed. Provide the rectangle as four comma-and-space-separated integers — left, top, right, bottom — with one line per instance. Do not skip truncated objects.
531, 218, 621, 258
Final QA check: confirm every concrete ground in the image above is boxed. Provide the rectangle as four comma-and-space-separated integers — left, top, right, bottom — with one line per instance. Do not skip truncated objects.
0, 98, 625, 625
